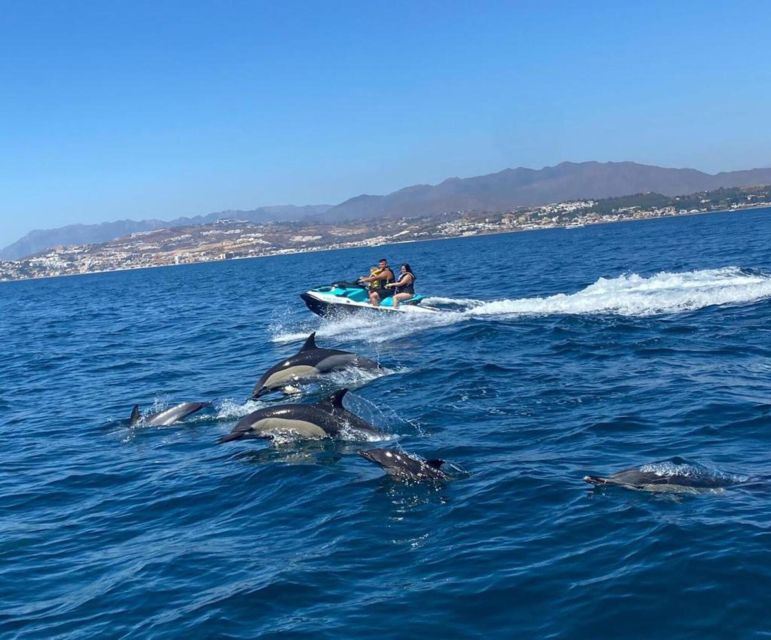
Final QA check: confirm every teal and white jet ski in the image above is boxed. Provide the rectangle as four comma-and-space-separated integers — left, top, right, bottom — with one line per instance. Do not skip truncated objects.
301, 281, 433, 317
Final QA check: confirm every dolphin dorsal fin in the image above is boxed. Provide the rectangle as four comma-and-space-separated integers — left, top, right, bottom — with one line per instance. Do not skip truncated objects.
300, 332, 317, 352
130, 405, 141, 425
426, 459, 445, 469
324, 388, 348, 409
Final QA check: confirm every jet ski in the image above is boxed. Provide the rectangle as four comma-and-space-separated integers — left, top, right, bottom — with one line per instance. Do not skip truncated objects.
300, 281, 433, 317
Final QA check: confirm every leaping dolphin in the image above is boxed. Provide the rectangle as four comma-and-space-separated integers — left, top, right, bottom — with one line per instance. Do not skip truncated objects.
219, 389, 384, 443
359, 448, 448, 482
251, 332, 380, 399
584, 457, 744, 493
130, 402, 211, 427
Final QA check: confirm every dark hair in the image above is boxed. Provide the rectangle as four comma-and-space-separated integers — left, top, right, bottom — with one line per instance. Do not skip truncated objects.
401, 263, 414, 274
378, 258, 388, 263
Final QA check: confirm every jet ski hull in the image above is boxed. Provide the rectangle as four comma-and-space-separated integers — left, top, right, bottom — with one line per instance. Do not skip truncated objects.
300, 290, 432, 317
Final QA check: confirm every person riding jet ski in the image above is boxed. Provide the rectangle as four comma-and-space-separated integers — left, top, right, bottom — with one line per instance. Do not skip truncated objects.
359, 258, 395, 307
385, 263, 416, 309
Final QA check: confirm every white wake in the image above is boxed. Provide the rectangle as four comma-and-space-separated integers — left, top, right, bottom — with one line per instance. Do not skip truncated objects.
467, 266, 771, 317
272, 267, 771, 344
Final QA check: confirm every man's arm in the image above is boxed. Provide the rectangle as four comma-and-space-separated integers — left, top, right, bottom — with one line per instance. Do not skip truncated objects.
361, 268, 392, 283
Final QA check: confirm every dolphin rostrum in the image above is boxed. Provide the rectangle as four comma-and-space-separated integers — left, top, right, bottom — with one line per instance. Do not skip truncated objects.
219, 389, 384, 443
130, 402, 211, 427
583, 457, 744, 493
359, 448, 448, 482
251, 332, 380, 399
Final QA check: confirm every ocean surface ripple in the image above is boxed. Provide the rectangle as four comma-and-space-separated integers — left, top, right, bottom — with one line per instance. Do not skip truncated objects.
2, 209, 771, 638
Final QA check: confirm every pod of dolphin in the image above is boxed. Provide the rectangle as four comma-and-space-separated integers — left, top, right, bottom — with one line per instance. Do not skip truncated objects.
129, 332, 749, 490
128, 332, 445, 482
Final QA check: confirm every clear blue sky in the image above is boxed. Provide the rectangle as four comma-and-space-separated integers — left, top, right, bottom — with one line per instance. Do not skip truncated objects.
2, 0, 770, 246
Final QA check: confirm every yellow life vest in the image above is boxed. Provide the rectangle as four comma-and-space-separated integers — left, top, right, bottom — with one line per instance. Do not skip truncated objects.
368, 266, 392, 290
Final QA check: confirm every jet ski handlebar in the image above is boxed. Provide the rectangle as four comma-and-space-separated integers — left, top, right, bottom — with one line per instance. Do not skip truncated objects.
332, 280, 367, 289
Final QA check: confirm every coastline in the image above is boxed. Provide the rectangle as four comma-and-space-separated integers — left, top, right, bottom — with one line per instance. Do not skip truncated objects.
1, 202, 768, 284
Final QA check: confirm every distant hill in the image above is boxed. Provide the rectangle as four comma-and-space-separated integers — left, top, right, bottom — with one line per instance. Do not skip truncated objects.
0, 205, 331, 260
317, 161, 771, 222
6, 160, 771, 259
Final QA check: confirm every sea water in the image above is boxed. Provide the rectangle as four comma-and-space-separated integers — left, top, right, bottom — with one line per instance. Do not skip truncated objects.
2, 208, 771, 638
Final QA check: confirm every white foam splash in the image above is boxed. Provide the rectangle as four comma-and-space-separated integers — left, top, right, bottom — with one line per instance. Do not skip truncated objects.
325, 365, 400, 388
269, 431, 319, 446
271, 313, 385, 344
468, 267, 771, 318
271, 307, 463, 345
422, 296, 480, 308
273, 267, 771, 344
338, 422, 397, 443
215, 399, 265, 419
638, 460, 748, 483
280, 385, 303, 395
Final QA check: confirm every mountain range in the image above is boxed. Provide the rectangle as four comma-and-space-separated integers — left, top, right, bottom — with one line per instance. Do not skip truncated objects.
319, 161, 771, 222
5, 161, 771, 259
0, 205, 331, 260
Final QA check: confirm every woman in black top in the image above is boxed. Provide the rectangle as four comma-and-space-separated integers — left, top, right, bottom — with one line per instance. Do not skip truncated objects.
386, 264, 416, 308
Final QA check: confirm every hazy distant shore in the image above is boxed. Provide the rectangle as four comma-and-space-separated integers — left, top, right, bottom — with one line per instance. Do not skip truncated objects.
2, 199, 768, 284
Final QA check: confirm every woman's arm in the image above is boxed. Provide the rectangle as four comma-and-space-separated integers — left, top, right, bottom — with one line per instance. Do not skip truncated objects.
387, 273, 412, 288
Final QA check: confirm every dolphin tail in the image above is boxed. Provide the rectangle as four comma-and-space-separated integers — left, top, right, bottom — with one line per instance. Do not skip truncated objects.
130, 405, 141, 425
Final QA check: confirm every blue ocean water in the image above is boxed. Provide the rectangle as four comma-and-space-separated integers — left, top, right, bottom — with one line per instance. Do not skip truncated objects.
2, 209, 771, 639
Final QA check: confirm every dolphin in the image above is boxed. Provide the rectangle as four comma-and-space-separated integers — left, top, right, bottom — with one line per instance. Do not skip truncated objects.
583, 457, 743, 493
251, 332, 380, 399
359, 448, 448, 482
219, 389, 384, 443
130, 402, 211, 427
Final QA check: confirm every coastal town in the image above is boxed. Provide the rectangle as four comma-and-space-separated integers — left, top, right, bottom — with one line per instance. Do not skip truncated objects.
1, 185, 769, 282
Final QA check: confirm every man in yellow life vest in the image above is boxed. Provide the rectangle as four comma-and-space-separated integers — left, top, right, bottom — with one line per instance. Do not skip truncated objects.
359, 258, 395, 307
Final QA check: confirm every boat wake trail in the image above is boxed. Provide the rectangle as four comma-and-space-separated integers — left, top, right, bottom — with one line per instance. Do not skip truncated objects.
272, 267, 771, 344
467, 266, 771, 317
